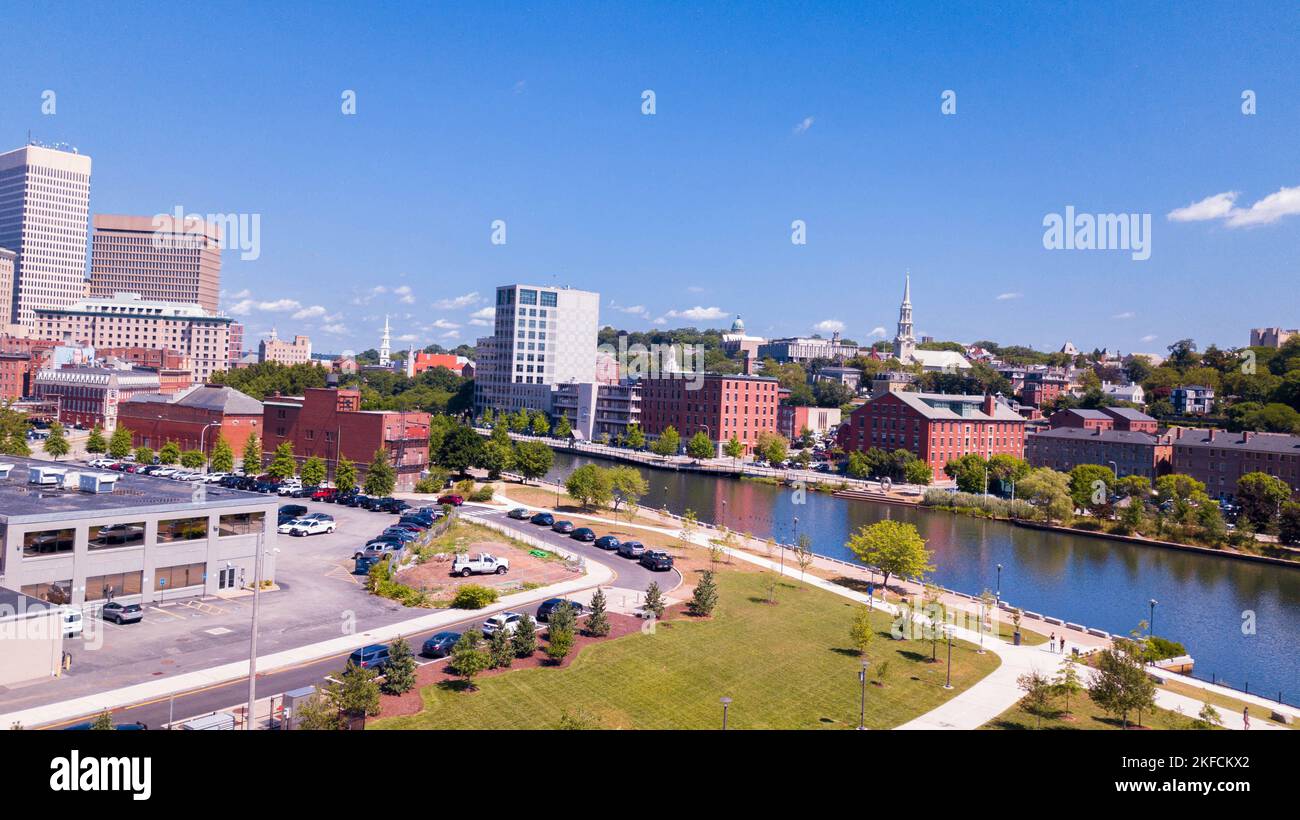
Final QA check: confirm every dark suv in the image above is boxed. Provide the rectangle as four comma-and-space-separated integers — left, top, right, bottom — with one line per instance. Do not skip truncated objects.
639, 550, 674, 571
530, 512, 554, 526
348, 643, 391, 670
536, 598, 588, 622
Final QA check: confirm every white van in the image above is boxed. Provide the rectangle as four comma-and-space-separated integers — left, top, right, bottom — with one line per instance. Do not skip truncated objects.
60, 607, 84, 638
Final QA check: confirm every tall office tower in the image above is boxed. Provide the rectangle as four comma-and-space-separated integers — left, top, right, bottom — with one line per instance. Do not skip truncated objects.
0, 144, 93, 327
474, 284, 600, 413
88, 214, 222, 312
0, 248, 18, 335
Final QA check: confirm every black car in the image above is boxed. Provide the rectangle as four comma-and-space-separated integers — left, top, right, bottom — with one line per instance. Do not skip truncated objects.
381, 528, 419, 543
536, 598, 587, 622
639, 550, 674, 571
617, 540, 646, 559
252, 481, 277, 493
594, 535, 620, 551
382, 499, 411, 514
531, 512, 555, 526
421, 631, 461, 658
398, 515, 432, 530
348, 643, 391, 670
289, 485, 318, 499
101, 602, 144, 624
508, 507, 531, 520
345, 494, 370, 508
278, 504, 308, 524
551, 520, 575, 534
570, 527, 596, 541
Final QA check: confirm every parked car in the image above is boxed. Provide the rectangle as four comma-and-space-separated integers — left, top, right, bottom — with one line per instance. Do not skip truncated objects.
348, 643, 391, 670
570, 527, 596, 541
437, 494, 465, 507
551, 520, 575, 534
481, 611, 524, 636
640, 550, 674, 571
280, 518, 336, 537
100, 602, 144, 625
530, 512, 555, 526
507, 507, 531, 520
421, 631, 461, 658
344, 494, 370, 507
276, 482, 303, 496
380, 528, 419, 543
279, 504, 308, 521
313, 487, 336, 501
594, 535, 620, 551
300, 512, 334, 522
398, 516, 432, 531
536, 598, 587, 622
378, 498, 411, 514
617, 540, 646, 559
355, 541, 404, 559
451, 552, 510, 576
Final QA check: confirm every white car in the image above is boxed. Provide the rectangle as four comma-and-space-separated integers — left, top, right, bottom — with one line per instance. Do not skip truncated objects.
88, 458, 116, 468
277, 517, 336, 537
276, 482, 303, 496
204, 472, 229, 483
481, 611, 524, 636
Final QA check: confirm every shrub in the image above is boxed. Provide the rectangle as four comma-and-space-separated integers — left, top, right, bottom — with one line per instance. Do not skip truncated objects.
451, 584, 499, 609
413, 477, 439, 493
469, 484, 495, 502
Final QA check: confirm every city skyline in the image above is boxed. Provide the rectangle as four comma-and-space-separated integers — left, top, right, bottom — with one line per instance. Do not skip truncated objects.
1, 2, 1297, 356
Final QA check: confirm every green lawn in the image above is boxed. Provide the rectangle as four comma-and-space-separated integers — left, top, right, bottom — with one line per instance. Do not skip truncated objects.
375, 570, 1000, 730
982, 691, 1200, 730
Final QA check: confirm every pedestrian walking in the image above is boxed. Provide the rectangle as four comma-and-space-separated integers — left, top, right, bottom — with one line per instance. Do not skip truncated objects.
1243, 706, 1250, 730
1049, 632, 1056, 652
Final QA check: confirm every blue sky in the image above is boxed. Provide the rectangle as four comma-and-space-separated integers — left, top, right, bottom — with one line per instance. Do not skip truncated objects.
3, 1, 1297, 355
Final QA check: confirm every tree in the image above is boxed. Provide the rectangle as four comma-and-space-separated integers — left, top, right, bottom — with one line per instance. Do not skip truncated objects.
566, 463, 613, 508
723, 436, 744, 465
585, 588, 611, 637
545, 626, 574, 665
1280, 501, 1300, 546
1088, 640, 1157, 728
108, 426, 133, 459
380, 638, 417, 695
134, 446, 154, 465
848, 606, 875, 656
553, 414, 572, 439
1068, 464, 1115, 515
1236, 471, 1291, 531
476, 440, 512, 479
1017, 670, 1056, 729
210, 436, 234, 472
300, 455, 327, 487
688, 570, 719, 616
512, 439, 554, 483
1018, 467, 1074, 524
1194, 702, 1224, 729
845, 520, 933, 593
437, 424, 483, 475
650, 425, 679, 457
608, 466, 648, 519
450, 631, 491, 689
91, 710, 115, 731
944, 454, 988, 494
903, 458, 933, 485
294, 691, 342, 730
686, 430, 714, 462
267, 441, 298, 480
1054, 654, 1084, 714
158, 440, 181, 465
334, 456, 357, 492
511, 613, 538, 657
624, 422, 646, 450
332, 660, 381, 717
181, 449, 206, 469
642, 581, 665, 618
363, 448, 396, 496
242, 433, 262, 474
488, 627, 514, 668
0, 401, 30, 456
755, 430, 789, 465
85, 424, 106, 455
795, 532, 814, 579
43, 422, 70, 460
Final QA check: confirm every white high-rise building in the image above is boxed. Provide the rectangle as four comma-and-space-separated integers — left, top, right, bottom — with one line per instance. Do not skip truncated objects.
474, 284, 600, 413
0, 144, 93, 327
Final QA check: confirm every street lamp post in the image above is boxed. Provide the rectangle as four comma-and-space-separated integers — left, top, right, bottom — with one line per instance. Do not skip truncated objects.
943, 626, 955, 690
1149, 598, 1158, 637
245, 535, 279, 730
995, 563, 1003, 604
199, 421, 221, 470
858, 659, 870, 730
720, 696, 732, 730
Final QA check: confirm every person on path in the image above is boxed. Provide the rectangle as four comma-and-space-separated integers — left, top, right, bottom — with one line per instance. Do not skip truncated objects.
1049, 632, 1056, 653
1243, 707, 1250, 730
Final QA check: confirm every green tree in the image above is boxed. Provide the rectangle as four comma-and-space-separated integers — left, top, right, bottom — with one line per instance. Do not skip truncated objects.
511, 613, 538, 657
585, 588, 611, 637
43, 422, 70, 460
91, 710, 115, 731
1054, 654, 1084, 714
1018, 467, 1074, 524
380, 638, 417, 695
847, 450, 871, 479
849, 606, 875, 656
530, 411, 550, 436
1088, 640, 1157, 728
488, 627, 514, 669
688, 569, 719, 616
108, 426, 133, 459
755, 430, 789, 465
845, 520, 934, 593
334, 456, 357, 492
944, 453, 988, 494
511, 439, 554, 483
723, 435, 744, 465
331, 660, 381, 717
181, 449, 206, 469
1280, 501, 1300, 546
608, 465, 648, 519
553, 413, 572, 439
686, 430, 714, 462
545, 626, 574, 665
450, 631, 491, 689
903, 459, 933, 485
1017, 670, 1056, 729
293, 692, 342, 730
300, 455, 327, 487
363, 448, 396, 496
85, 424, 106, 455
0, 401, 30, 456
565, 463, 613, 508
437, 424, 483, 475
1069, 463, 1116, 515
642, 581, 665, 619
624, 422, 646, 450
267, 441, 298, 480
1236, 471, 1291, 531
427, 414, 454, 460
476, 440, 513, 479
210, 436, 234, 472
242, 433, 262, 474
650, 425, 680, 457
134, 446, 154, 465
158, 440, 181, 465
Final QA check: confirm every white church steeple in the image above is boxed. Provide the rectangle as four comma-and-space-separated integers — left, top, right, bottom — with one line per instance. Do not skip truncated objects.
893, 272, 915, 362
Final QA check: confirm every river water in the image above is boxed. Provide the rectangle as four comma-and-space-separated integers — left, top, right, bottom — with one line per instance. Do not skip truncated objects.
546, 450, 1300, 703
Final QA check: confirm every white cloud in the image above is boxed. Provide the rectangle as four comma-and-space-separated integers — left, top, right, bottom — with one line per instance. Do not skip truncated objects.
430, 319, 461, 330
664, 306, 727, 322
469, 319, 492, 327
393, 285, 415, 304
813, 319, 845, 334
1113, 311, 1135, 320
396, 333, 419, 343
322, 323, 348, 335
1140, 334, 1158, 343
433, 292, 480, 310
610, 301, 650, 318
793, 116, 814, 135
229, 297, 303, 316
292, 305, 328, 320
439, 330, 459, 339
513, 80, 527, 94
868, 326, 887, 338
686, 286, 705, 294
470, 307, 494, 320
996, 292, 1023, 301
1168, 186, 1300, 228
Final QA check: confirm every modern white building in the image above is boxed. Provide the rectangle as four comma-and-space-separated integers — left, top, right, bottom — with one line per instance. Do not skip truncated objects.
474, 284, 600, 413
0, 144, 93, 327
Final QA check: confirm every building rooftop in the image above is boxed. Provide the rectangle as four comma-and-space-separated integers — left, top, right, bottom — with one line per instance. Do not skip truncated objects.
1102, 407, 1155, 421
1029, 427, 1161, 445
125, 384, 263, 415
890, 391, 1026, 422
1174, 429, 1300, 454
0, 586, 56, 621
35, 292, 228, 321
0, 456, 273, 523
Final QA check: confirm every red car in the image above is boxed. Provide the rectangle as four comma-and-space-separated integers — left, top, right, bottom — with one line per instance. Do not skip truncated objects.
311, 487, 334, 501
437, 494, 464, 506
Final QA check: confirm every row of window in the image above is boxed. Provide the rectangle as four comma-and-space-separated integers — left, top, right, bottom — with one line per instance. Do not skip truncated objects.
21, 512, 264, 558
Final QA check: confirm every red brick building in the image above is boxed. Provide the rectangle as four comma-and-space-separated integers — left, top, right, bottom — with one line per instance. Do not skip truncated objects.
639, 374, 781, 455
118, 384, 264, 456
0, 352, 29, 401
839, 391, 1027, 481
1171, 428, 1300, 501
1020, 371, 1070, 408
1048, 406, 1159, 434
262, 387, 430, 490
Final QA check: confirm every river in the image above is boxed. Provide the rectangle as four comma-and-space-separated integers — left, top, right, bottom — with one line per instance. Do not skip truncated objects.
546, 450, 1300, 703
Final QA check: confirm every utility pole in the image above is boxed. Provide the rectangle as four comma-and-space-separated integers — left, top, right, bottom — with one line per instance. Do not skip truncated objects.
245, 532, 266, 730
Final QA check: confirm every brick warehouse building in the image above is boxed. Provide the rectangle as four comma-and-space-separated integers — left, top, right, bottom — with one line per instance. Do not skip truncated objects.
32, 365, 161, 430
839, 391, 1027, 482
639, 374, 781, 456
1171, 427, 1300, 501
262, 387, 429, 490
117, 384, 263, 456
1027, 406, 1169, 479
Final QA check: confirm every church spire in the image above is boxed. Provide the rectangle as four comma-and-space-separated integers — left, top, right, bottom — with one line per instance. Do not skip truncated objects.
893, 271, 915, 363
378, 314, 392, 367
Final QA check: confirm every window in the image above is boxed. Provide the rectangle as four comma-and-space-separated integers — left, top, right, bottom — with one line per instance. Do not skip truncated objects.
23, 528, 75, 557
85, 571, 143, 601
219, 511, 265, 537
155, 562, 206, 591
158, 516, 208, 543
539, 291, 557, 307
22, 579, 73, 604
89, 522, 146, 550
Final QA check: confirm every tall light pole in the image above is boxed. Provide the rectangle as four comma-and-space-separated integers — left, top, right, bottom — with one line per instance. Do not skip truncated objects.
245, 534, 278, 730
720, 696, 732, 730
943, 626, 955, 690
995, 563, 1003, 604
858, 659, 870, 730
1149, 598, 1158, 637
199, 421, 221, 470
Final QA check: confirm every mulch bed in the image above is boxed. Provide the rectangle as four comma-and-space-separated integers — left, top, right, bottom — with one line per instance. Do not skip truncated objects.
378, 611, 648, 718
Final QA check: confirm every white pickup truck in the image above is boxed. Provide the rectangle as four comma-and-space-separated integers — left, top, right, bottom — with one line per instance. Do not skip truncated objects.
451, 553, 510, 577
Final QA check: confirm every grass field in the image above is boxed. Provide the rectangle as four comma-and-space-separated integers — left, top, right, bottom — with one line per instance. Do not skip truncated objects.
375, 569, 1000, 730
982, 691, 1200, 730
1157, 679, 1295, 730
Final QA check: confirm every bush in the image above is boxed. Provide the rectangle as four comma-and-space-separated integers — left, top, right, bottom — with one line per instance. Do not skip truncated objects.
451, 584, 499, 609
469, 484, 495, 502
921, 489, 1036, 519
413, 477, 441, 494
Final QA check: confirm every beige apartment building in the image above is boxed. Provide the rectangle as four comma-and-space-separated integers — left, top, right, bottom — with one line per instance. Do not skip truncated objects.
0, 144, 93, 327
89, 214, 222, 312
258, 329, 311, 365
32, 292, 232, 381
0, 248, 20, 336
